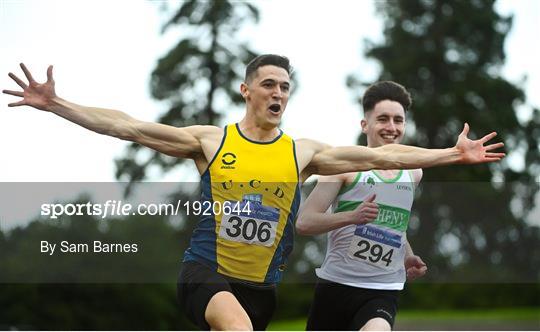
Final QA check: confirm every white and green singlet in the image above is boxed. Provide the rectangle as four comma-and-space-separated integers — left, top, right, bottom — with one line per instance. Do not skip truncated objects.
316, 170, 416, 290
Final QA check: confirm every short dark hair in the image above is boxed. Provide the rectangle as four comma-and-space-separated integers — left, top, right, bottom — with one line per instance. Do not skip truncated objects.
362, 81, 412, 113
245, 54, 292, 82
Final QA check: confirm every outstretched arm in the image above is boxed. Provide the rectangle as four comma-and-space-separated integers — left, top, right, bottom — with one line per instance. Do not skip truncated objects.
299, 124, 504, 178
296, 174, 379, 235
3, 64, 214, 158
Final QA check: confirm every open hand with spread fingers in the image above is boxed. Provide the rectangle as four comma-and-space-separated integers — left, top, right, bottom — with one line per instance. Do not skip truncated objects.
3, 63, 56, 111
455, 123, 505, 164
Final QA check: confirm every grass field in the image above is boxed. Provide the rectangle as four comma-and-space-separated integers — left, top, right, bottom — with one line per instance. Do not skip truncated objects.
267, 307, 540, 330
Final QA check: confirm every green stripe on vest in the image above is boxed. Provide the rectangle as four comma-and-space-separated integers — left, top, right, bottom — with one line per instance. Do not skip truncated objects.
335, 200, 410, 232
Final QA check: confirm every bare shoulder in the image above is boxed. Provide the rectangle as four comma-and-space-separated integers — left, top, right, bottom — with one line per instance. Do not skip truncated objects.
185, 125, 223, 140
295, 138, 332, 181
318, 172, 352, 184
295, 138, 332, 164
188, 125, 225, 160
410, 168, 423, 185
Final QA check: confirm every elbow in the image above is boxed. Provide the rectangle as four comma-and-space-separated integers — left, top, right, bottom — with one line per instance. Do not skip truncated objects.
373, 145, 413, 170
295, 224, 310, 236
108, 121, 138, 141
374, 160, 400, 170
295, 216, 313, 236
370, 153, 395, 170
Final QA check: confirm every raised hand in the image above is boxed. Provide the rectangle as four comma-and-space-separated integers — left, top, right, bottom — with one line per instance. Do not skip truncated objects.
405, 255, 427, 281
455, 123, 505, 164
3, 63, 56, 111
351, 194, 378, 225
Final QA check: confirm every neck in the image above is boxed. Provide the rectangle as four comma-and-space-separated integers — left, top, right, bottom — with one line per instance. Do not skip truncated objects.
238, 118, 280, 142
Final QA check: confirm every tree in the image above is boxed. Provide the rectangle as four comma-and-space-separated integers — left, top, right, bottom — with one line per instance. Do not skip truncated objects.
114, 0, 260, 193
347, 0, 539, 289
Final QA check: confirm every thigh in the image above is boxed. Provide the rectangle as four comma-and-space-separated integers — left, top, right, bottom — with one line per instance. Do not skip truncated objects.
177, 261, 233, 330
306, 278, 351, 331
205, 291, 253, 330
230, 281, 277, 331
350, 290, 399, 330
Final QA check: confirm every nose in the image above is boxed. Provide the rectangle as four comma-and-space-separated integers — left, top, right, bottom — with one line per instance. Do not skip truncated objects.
272, 86, 283, 99
386, 120, 397, 132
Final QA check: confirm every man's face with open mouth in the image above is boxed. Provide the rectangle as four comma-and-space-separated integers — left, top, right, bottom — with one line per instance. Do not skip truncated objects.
243, 65, 290, 128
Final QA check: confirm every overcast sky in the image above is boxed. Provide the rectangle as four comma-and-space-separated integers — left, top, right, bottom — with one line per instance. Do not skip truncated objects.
1, 0, 538, 181
0, 0, 538, 228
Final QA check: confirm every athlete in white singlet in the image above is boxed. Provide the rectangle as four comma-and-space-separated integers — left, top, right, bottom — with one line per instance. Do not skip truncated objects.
297, 81, 428, 331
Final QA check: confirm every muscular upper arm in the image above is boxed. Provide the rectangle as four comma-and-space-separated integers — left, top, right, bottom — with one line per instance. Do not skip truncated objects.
311, 145, 381, 174
120, 121, 222, 159
295, 138, 333, 181
296, 139, 381, 180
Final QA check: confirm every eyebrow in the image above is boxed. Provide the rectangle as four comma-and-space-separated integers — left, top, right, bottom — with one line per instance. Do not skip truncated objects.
376, 115, 404, 120
260, 79, 290, 87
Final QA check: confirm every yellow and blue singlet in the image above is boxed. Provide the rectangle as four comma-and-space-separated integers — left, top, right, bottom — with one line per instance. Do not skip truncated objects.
183, 123, 300, 283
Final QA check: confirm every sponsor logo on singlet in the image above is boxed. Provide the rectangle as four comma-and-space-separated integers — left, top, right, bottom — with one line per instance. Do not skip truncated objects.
221, 152, 237, 169
396, 184, 412, 192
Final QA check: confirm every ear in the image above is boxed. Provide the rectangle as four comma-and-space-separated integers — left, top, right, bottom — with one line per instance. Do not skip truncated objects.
240, 82, 249, 99
360, 119, 368, 134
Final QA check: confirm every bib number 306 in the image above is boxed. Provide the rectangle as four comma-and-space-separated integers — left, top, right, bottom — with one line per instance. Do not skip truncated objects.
219, 214, 277, 246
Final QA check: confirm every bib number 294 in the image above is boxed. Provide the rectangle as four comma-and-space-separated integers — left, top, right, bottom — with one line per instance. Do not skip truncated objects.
351, 239, 393, 267
348, 225, 402, 269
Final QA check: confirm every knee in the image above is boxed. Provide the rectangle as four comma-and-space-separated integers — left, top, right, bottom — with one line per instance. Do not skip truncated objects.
360, 317, 391, 331
205, 291, 253, 330
212, 316, 253, 331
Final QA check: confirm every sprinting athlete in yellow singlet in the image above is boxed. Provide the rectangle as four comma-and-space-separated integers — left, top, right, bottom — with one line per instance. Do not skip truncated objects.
184, 122, 300, 283
4, 56, 504, 330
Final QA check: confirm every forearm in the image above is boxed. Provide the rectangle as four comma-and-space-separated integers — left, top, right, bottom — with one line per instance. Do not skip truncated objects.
296, 211, 354, 235
311, 144, 463, 176
48, 97, 137, 140
374, 144, 463, 169
404, 238, 414, 258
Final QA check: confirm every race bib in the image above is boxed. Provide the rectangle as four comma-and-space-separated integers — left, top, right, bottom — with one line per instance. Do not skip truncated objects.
219, 200, 280, 247
348, 225, 402, 269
